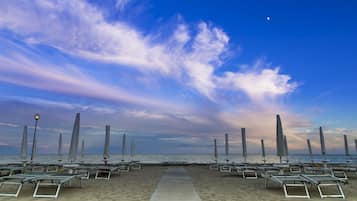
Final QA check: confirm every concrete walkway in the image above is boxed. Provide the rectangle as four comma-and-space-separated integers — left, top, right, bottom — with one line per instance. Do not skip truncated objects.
149, 167, 202, 201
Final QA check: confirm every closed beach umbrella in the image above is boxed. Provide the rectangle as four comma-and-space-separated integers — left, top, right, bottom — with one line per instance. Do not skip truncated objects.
225, 133, 229, 162
58, 133, 62, 161
319, 127, 326, 155
103, 125, 110, 159
21, 126, 28, 161
121, 133, 126, 161
214, 139, 218, 162
261, 139, 266, 163
307, 139, 313, 162
344, 135, 349, 156
68, 113, 80, 162
241, 128, 247, 162
355, 139, 357, 153
276, 114, 285, 163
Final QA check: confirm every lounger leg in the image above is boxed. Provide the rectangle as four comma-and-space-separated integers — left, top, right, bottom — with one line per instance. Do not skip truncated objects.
95, 170, 111, 180
33, 181, 62, 198
0, 182, 23, 197
317, 183, 345, 199
283, 183, 310, 199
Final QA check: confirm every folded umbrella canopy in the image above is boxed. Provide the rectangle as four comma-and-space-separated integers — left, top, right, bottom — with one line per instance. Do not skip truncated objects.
121, 133, 126, 161
103, 125, 110, 160
261, 139, 266, 163
68, 113, 80, 162
344, 135, 349, 156
276, 115, 285, 163
307, 139, 313, 162
319, 127, 326, 155
241, 128, 247, 162
225, 133, 229, 162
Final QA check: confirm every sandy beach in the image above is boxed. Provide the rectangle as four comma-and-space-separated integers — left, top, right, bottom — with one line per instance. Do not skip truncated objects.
2, 165, 357, 201
0, 166, 166, 201
187, 166, 357, 201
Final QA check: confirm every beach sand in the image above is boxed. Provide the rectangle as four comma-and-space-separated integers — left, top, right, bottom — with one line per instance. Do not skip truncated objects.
2, 165, 357, 201
187, 165, 357, 201
0, 166, 166, 201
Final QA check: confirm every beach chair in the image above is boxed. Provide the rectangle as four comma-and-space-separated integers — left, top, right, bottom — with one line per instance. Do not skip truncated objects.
219, 164, 232, 173
0, 166, 24, 176
118, 163, 131, 173
130, 161, 142, 170
32, 173, 79, 198
267, 175, 310, 198
301, 174, 345, 199
94, 166, 119, 180
0, 174, 37, 197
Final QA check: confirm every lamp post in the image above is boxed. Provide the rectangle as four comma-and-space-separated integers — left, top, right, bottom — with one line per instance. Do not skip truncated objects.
30, 113, 40, 163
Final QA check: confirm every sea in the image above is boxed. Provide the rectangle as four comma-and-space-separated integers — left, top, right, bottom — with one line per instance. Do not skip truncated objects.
1, 154, 356, 164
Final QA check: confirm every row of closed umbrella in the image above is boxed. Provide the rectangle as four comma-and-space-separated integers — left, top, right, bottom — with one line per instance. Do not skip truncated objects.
20, 113, 134, 163
214, 114, 357, 163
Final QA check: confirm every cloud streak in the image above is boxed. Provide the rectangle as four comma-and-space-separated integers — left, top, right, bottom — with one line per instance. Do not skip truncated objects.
0, 0, 296, 101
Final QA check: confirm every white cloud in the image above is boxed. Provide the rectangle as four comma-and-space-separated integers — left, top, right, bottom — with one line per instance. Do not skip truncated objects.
217, 61, 297, 102
0, 0, 232, 100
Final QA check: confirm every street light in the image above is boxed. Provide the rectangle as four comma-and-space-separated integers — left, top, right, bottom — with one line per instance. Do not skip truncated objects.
30, 113, 40, 162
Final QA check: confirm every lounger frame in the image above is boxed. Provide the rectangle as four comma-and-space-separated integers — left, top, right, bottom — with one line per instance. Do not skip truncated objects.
33, 181, 61, 198
0, 181, 23, 197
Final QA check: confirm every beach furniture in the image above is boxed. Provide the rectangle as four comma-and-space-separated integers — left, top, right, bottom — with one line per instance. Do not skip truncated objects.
267, 175, 310, 198
94, 166, 120, 180
0, 166, 24, 176
0, 172, 81, 198
32, 173, 79, 198
0, 173, 36, 197
301, 174, 346, 199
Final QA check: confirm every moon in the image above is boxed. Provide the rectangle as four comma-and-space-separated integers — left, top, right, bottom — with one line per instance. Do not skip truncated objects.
266, 16, 271, 21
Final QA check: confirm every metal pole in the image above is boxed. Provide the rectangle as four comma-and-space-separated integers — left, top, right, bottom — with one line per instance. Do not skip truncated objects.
31, 118, 38, 163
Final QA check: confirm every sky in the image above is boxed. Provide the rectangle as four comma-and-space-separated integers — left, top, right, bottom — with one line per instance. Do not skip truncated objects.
0, 0, 356, 156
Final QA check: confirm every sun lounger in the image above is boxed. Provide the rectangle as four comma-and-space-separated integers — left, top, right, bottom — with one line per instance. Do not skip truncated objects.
267, 175, 310, 198
219, 164, 233, 173
301, 174, 345, 199
32, 173, 79, 198
94, 166, 119, 180
129, 161, 142, 170
0, 166, 24, 176
0, 174, 37, 197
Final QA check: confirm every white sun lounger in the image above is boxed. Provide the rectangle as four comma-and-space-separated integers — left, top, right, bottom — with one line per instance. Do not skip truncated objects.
268, 175, 310, 199
0, 174, 37, 197
94, 166, 119, 180
301, 174, 345, 199
32, 173, 79, 198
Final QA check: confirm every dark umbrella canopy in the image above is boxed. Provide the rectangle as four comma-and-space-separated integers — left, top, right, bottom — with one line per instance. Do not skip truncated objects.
103, 125, 110, 159
344, 135, 349, 156
225, 133, 229, 162
276, 115, 284, 162
307, 139, 313, 161
241, 128, 247, 161
261, 139, 266, 162
319, 127, 326, 155
68, 113, 80, 162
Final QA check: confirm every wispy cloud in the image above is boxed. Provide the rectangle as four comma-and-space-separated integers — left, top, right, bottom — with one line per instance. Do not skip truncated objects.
0, 0, 296, 101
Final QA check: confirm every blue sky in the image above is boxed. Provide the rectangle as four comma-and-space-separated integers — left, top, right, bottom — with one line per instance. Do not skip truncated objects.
0, 0, 356, 155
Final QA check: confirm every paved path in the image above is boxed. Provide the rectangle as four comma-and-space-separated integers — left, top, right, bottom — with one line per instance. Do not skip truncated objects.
149, 167, 202, 201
